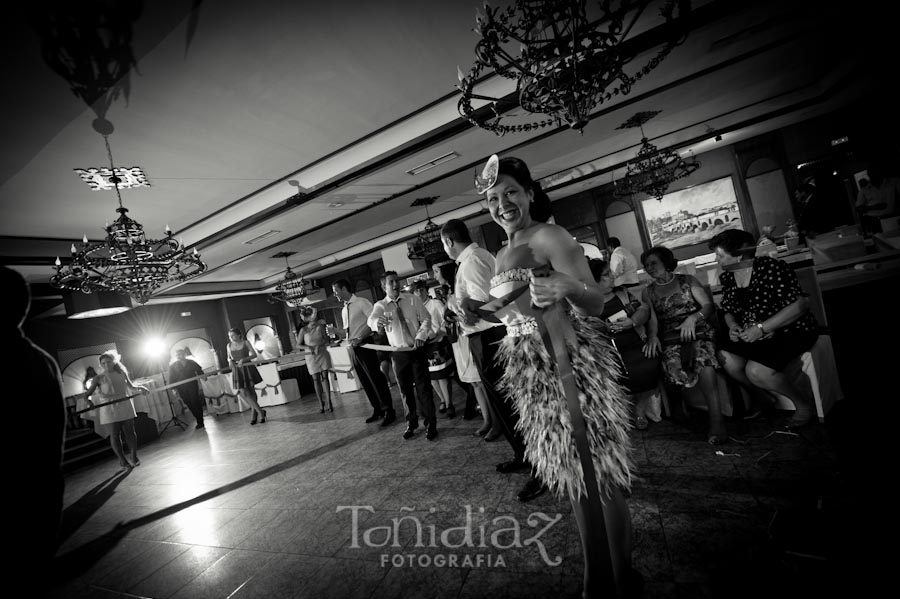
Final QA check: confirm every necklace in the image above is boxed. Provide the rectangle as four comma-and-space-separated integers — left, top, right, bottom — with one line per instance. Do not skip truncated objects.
653, 272, 676, 285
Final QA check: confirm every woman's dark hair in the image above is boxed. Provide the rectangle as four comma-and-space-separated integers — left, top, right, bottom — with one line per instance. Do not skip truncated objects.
99, 350, 126, 375
498, 157, 552, 223
436, 261, 457, 293
708, 229, 756, 260
640, 246, 678, 272
588, 258, 609, 282
228, 327, 244, 338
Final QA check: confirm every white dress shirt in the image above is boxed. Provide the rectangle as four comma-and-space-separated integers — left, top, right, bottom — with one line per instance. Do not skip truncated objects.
340, 294, 374, 341
610, 246, 640, 287
367, 292, 431, 348
449, 243, 500, 335
423, 298, 446, 340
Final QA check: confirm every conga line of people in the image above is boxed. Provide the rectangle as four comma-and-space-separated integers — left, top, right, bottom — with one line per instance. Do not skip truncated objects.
70, 153, 820, 599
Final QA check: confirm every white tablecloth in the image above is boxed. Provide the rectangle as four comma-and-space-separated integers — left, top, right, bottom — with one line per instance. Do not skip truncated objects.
199, 365, 300, 415
327, 345, 359, 393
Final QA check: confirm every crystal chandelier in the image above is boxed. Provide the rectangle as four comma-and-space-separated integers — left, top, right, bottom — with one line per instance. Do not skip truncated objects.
51, 130, 207, 305
614, 110, 700, 200
457, 0, 690, 135
269, 252, 320, 307
406, 197, 448, 265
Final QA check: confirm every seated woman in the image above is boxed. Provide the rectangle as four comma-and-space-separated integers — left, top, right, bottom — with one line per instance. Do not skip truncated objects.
709, 229, 819, 427
637, 246, 728, 445
589, 258, 661, 430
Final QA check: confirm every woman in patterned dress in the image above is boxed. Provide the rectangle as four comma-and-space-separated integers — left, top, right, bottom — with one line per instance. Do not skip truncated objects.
474, 155, 636, 598
709, 229, 818, 427
295, 306, 334, 413
84, 350, 149, 469
227, 327, 266, 425
638, 246, 728, 444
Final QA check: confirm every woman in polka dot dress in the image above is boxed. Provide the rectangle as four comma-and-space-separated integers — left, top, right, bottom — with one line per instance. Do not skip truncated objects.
710, 229, 819, 428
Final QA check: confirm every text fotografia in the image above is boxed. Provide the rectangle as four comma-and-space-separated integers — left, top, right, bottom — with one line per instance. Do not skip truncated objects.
337, 505, 563, 568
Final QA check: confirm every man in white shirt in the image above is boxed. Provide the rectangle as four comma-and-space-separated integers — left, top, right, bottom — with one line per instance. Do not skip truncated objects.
368, 271, 438, 441
608, 237, 640, 287
441, 219, 546, 502
331, 279, 395, 426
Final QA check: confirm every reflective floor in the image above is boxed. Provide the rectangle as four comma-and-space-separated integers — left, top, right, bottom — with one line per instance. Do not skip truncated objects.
50, 385, 860, 599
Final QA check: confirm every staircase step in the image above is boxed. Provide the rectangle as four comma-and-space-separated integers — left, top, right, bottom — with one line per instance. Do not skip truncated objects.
65, 428, 95, 442
65, 437, 109, 461
65, 431, 106, 453
63, 445, 113, 474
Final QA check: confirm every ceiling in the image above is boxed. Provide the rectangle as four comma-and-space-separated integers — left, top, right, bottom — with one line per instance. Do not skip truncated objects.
1, 0, 890, 317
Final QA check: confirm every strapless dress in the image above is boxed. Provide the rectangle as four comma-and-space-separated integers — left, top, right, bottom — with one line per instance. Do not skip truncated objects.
489, 268, 633, 501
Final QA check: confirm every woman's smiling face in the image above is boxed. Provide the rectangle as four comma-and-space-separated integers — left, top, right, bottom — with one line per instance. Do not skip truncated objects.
486, 174, 533, 234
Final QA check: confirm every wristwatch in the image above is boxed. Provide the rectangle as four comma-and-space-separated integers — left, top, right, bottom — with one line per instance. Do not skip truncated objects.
755, 322, 765, 333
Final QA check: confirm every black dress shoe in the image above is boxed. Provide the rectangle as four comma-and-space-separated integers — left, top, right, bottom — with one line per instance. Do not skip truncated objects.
517, 477, 547, 502
425, 425, 438, 441
496, 459, 528, 473
402, 427, 416, 440
381, 411, 396, 427
365, 412, 383, 424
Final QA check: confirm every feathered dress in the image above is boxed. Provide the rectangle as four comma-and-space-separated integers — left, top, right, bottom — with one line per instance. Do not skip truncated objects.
490, 268, 633, 502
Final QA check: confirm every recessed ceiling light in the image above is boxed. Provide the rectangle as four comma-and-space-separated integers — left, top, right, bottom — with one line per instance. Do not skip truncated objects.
328, 202, 344, 208
242, 230, 281, 245
406, 152, 460, 176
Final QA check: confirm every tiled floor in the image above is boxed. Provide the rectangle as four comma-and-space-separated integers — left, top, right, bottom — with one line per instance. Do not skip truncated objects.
49, 386, 859, 599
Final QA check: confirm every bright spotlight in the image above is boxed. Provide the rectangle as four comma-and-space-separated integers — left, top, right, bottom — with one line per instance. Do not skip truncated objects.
144, 337, 166, 358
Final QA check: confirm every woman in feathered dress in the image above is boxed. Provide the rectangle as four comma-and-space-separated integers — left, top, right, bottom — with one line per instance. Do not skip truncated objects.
468, 155, 636, 598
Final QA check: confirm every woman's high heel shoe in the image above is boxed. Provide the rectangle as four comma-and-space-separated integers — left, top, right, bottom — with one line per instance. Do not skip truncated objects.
250, 412, 258, 425
259, 409, 267, 424
320, 404, 326, 413
328, 401, 334, 413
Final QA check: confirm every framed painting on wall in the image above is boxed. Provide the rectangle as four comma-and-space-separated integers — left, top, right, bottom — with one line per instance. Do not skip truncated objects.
641, 176, 743, 249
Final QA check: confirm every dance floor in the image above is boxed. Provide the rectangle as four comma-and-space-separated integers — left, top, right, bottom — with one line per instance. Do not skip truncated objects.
49, 385, 860, 599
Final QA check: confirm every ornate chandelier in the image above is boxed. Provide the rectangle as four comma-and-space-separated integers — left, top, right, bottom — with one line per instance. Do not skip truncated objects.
614, 110, 700, 200
269, 251, 320, 307
407, 197, 447, 265
51, 128, 207, 305
457, 0, 690, 135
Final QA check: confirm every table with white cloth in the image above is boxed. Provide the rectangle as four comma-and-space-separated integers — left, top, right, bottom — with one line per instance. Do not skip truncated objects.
326, 344, 360, 393
199, 363, 300, 415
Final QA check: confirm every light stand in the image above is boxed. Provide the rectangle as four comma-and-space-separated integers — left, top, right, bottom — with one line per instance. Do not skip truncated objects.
158, 358, 188, 434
